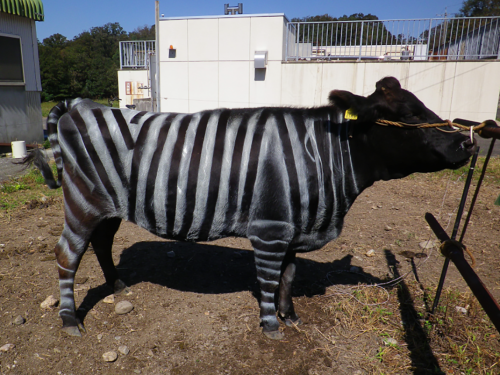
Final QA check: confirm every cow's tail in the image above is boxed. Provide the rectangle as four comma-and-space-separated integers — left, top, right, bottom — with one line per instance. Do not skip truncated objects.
22, 98, 83, 189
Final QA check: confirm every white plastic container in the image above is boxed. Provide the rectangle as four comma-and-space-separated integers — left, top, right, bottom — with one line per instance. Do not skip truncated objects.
11, 141, 27, 159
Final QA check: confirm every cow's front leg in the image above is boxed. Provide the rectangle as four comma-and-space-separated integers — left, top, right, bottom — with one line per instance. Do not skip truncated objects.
278, 251, 302, 327
248, 220, 294, 340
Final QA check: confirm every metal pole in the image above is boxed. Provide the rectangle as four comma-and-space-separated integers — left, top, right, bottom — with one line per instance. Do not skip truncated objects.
426, 213, 500, 332
119, 42, 123, 70
459, 139, 496, 242
497, 18, 500, 59
296, 23, 300, 61
431, 147, 479, 314
155, 1, 161, 112
285, 23, 289, 62
358, 21, 364, 61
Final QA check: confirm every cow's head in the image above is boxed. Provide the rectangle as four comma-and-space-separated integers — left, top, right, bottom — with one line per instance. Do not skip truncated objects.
328, 77, 475, 179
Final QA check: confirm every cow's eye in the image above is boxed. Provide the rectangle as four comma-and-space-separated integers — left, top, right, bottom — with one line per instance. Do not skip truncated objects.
402, 113, 422, 123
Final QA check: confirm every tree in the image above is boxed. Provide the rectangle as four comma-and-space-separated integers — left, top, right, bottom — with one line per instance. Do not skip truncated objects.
291, 13, 378, 22
290, 13, 394, 47
39, 22, 137, 101
458, 0, 500, 16
128, 25, 155, 40
38, 34, 73, 101
73, 22, 128, 98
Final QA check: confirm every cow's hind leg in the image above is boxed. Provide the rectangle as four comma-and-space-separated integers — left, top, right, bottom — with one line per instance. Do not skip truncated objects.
89, 218, 129, 295
278, 251, 302, 327
248, 220, 294, 340
56, 227, 91, 337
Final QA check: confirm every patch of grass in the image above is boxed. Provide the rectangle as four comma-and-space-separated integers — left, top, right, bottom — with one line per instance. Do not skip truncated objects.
41, 99, 120, 117
421, 156, 500, 185
41, 101, 56, 117
0, 181, 29, 193
316, 283, 500, 374
0, 163, 62, 211
0, 164, 49, 192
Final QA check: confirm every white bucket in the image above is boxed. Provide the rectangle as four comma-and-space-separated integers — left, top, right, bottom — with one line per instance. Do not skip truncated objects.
11, 141, 27, 159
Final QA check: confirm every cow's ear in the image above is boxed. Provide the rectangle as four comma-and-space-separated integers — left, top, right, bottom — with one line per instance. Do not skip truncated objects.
374, 76, 402, 103
329, 90, 354, 110
328, 90, 368, 112
329, 90, 371, 121
375, 76, 401, 92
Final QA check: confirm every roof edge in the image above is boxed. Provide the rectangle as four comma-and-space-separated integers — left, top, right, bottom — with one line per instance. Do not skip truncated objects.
161, 13, 289, 22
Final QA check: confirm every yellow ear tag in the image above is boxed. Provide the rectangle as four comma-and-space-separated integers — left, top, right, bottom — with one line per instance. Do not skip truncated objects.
345, 108, 358, 120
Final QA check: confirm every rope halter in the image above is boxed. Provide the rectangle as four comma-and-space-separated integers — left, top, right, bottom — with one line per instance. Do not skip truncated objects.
375, 119, 489, 143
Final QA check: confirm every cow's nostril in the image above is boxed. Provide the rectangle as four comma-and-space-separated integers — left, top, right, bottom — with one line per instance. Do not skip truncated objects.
462, 138, 477, 153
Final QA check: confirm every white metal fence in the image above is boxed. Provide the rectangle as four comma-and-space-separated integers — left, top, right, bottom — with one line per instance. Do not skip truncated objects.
285, 17, 500, 61
119, 40, 156, 69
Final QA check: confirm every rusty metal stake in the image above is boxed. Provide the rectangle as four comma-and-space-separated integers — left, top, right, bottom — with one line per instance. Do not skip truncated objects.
425, 213, 500, 333
430, 147, 479, 314
459, 138, 496, 243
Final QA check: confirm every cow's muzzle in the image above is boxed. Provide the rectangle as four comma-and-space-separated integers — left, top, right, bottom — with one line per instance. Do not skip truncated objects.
461, 137, 477, 155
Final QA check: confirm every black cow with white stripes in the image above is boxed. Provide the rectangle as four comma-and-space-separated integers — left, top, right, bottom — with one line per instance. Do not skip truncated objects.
27, 77, 475, 340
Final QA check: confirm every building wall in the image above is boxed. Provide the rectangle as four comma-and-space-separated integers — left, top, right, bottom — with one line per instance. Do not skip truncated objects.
0, 87, 43, 143
145, 14, 500, 122
158, 14, 287, 113
117, 70, 151, 108
0, 12, 43, 144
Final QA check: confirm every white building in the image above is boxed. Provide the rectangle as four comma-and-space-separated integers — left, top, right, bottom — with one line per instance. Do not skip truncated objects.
0, 0, 44, 145
118, 13, 500, 122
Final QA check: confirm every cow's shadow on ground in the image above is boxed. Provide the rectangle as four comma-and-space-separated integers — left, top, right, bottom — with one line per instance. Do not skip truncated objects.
80, 241, 376, 306
78, 241, 442, 374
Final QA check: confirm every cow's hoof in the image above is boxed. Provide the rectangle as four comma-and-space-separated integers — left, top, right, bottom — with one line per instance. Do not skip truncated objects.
77, 320, 86, 333
114, 279, 131, 295
61, 326, 82, 337
285, 317, 303, 327
263, 330, 285, 340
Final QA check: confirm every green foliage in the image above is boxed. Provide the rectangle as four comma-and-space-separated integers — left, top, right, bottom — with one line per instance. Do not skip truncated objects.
291, 13, 379, 22
128, 25, 155, 40
458, 0, 500, 17
1, 181, 29, 193
42, 99, 119, 117
41, 101, 55, 117
39, 22, 154, 101
0, 164, 62, 211
22, 166, 48, 185
290, 13, 412, 48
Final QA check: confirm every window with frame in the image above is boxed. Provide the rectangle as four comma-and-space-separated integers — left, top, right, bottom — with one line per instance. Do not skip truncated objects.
0, 35, 24, 83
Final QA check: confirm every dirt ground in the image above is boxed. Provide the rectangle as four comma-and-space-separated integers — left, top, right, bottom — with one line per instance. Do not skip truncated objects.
1, 172, 500, 374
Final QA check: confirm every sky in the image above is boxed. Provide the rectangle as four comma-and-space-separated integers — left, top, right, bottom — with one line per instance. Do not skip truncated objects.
36, 0, 466, 41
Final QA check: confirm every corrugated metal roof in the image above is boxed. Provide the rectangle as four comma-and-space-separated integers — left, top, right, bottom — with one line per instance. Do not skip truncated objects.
0, 0, 44, 21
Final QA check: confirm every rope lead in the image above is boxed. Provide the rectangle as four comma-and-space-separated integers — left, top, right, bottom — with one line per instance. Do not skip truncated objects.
375, 119, 487, 134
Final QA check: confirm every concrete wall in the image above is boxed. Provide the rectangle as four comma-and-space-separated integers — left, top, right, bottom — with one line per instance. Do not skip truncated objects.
128, 14, 500, 123
117, 70, 151, 108
282, 60, 500, 122
0, 12, 43, 144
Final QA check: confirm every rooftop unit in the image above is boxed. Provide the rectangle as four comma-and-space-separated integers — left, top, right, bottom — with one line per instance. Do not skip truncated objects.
119, 40, 156, 69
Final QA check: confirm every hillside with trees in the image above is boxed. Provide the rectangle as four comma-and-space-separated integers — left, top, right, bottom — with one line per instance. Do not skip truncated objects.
38, 23, 154, 102
457, 0, 500, 16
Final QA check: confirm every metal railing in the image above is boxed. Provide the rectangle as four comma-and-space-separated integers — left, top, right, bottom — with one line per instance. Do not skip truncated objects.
285, 17, 500, 61
119, 40, 156, 69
